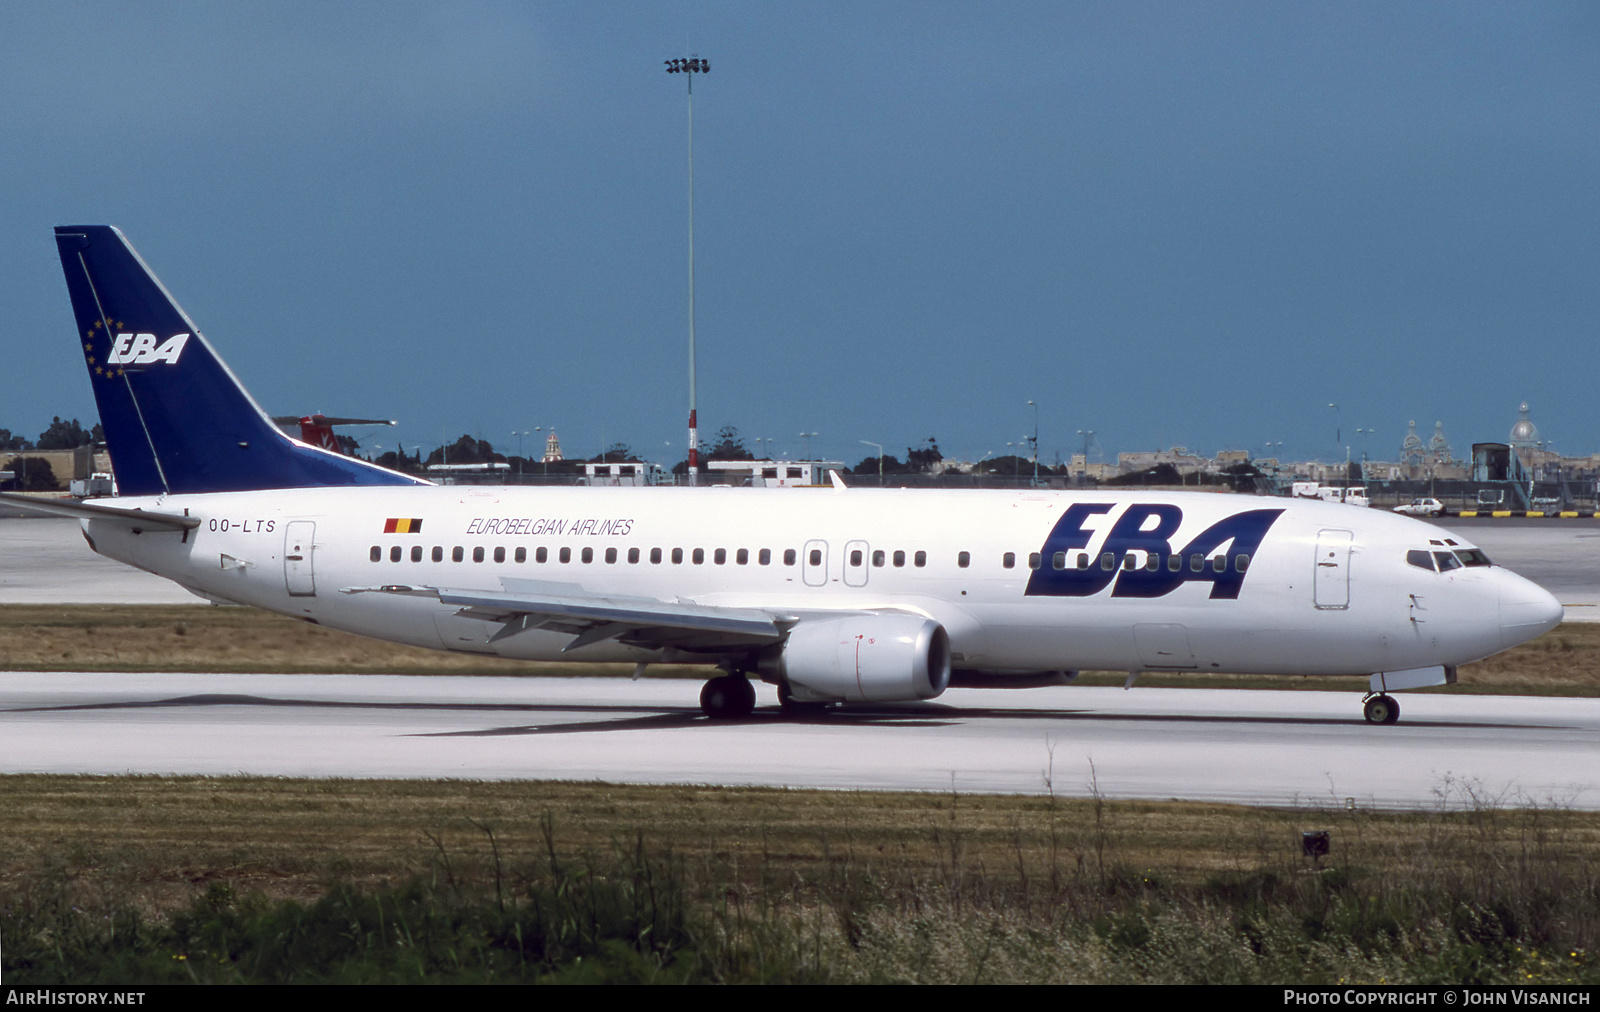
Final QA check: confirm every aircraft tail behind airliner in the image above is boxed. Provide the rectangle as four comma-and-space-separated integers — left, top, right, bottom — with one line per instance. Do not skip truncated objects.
54, 225, 424, 496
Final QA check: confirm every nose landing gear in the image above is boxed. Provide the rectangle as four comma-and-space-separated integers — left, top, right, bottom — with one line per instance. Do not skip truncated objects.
1362, 692, 1400, 725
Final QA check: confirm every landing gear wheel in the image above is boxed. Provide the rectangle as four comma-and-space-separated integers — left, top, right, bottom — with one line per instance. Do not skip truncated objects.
700, 674, 756, 719
777, 682, 831, 718
1363, 693, 1400, 725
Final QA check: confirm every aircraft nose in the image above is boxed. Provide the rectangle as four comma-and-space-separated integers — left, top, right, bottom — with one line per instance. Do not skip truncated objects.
1499, 573, 1564, 649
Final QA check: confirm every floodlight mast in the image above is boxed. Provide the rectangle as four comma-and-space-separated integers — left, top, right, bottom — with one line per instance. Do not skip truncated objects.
665, 55, 710, 484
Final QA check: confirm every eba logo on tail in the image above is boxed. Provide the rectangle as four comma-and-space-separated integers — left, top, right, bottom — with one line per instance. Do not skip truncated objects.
107, 332, 190, 365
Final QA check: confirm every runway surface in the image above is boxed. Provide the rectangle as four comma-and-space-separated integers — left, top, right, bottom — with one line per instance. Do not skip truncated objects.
2, 672, 1595, 809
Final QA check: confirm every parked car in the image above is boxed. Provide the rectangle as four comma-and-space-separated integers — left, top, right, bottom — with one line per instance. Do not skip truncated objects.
1393, 497, 1445, 517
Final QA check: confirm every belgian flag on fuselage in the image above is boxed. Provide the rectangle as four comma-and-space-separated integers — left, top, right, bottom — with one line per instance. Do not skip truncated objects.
54, 226, 427, 496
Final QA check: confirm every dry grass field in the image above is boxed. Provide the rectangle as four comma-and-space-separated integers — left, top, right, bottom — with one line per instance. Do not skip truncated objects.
3, 775, 1597, 983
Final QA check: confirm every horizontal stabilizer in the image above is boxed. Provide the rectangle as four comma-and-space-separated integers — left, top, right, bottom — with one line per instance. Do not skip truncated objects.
0, 492, 199, 531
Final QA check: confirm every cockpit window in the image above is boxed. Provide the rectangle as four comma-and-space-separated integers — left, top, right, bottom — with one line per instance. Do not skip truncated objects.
1433, 551, 1463, 572
1454, 548, 1492, 567
1406, 550, 1435, 571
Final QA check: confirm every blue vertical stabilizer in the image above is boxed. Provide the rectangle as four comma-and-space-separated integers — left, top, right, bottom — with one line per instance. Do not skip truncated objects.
54, 226, 427, 495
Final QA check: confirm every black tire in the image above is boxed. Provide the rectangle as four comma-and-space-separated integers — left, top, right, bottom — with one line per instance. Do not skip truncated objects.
730, 674, 756, 716
1363, 694, 1400, 725
700, 674, 755, 719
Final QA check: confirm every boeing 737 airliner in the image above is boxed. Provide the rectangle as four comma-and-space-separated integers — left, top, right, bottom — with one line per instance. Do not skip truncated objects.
3, 226, 1565, 724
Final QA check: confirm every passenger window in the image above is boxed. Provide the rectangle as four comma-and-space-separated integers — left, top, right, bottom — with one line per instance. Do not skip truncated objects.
536, 547, 548, 563
515, 547, 527, 563
1167, 554, 1181, 572
492, 547, 504, 563
1189, 554, 1203, 572
629, 547, 640, 564
1052, 551, 1066, 570
914, 551, 926, 568
850, 549, 863, 566
1122, 554, 1137, 571
893, 550, 906, 567
433, 546, 444, 563
472, 547, 485, 563
1144, 554, 1159, 571
1078, 554, 1090, 570
672, 548, 684, 564
453, 546, 464, 562
1212, 555, 1225, 572
581, 547, 594, 563
1002, 552, 1016, 569
559, 547, 571, 563
873, 550, 886, 567
1029, 552, 1042, 570
714, 548, 726, 565
650, 547, 662, 564
411, 546, 423, 562
1101, 553, 1115, 571
370, 546, 381, 562
958, 551, 970, 568
759, 548, 771, 565
1235, 554, 1249, 572
737, 548, 748, 565
605, 547, 617, 564
809, 549, 822, 566
390, 546, 402, 562
693, 548, 705, 565
784, 549, 797, 566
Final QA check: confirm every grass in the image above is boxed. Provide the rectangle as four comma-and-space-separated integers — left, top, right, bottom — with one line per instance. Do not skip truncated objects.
1, 775, 1596, 983
2, 604, 1599, 696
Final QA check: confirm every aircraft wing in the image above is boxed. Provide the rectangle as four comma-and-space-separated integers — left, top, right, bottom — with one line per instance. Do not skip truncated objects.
345, 583, 790, 653
0, 492, 200, 532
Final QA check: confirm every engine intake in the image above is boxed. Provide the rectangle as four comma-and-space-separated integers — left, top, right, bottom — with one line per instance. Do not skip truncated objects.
759, 614, 951, 702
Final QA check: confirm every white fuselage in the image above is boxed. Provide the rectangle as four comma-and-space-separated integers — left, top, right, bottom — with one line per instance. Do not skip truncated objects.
80, 485, 1559, 678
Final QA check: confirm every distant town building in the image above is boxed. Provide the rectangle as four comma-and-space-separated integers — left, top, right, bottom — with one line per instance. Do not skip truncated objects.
1509, 401, 1540, 450
1398, 419, 1464, 480
542, 430, 564, 464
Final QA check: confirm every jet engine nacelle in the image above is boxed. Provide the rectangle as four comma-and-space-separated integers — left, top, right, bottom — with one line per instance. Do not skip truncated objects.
759, 614, 951, 703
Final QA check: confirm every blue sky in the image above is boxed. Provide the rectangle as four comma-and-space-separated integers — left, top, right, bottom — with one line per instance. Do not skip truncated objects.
3, 2, 1597, 468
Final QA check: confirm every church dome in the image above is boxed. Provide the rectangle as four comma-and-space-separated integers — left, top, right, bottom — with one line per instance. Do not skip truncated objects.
1509, 402, 1539, 448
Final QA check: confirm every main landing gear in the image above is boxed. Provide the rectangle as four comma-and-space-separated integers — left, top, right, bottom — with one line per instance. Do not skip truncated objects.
699, 672, 756, 719
1362, 693, 1400, 725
